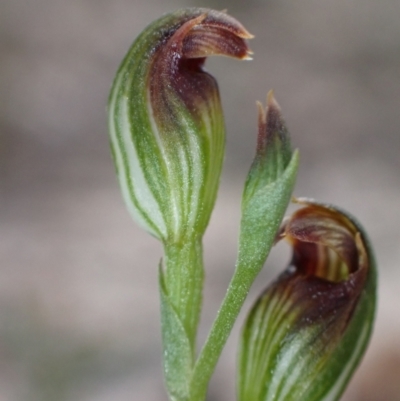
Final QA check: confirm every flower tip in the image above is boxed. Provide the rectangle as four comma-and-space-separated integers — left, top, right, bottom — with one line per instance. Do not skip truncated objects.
266, 89, 281, 111
196, 13, 208, 24
236, 23, 254, 39
242, 53, 254, 61
256, 100, 266, 127
292, 196, 313, 205
253, 89, 292, 167
355, 231, 369, 268
238, 44, 254, 60
242, 31, 255, 39
256, 100, 264, 110
222, 12, 254, 39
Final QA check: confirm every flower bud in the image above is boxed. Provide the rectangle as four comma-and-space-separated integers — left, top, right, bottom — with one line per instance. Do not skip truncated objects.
108, 8, 253, 242
237, 93, 299, 271
238, 200, 377, 401
245, 91, 293, 196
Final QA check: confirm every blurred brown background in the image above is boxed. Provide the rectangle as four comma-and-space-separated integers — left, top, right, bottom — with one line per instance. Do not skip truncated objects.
1, 0, 400, 400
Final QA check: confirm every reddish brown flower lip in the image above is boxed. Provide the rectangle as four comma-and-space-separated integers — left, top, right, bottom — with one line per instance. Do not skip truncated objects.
281, 198, 368, 280
180, 12, 254, 61
273, 199, 369, 334
148, 9, 253, 129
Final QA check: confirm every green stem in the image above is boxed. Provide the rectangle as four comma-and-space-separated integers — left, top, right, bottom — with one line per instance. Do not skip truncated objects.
189, 263, 258, 401
164, 237, 204, 355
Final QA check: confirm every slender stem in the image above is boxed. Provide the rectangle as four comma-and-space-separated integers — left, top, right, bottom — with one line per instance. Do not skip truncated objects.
189, 264, 257, 401
164, 237, 204, 355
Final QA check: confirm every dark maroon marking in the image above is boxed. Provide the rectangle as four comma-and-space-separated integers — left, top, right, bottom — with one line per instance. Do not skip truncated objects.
147, 11, 252, 134
267, 203, 369, 341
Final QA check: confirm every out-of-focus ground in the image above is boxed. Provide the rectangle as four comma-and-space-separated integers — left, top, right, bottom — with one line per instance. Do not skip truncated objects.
1, 0, 400, 400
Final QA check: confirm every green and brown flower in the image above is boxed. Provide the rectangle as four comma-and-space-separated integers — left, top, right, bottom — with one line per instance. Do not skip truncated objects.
238, 200, 377, 401
108, 8, 253, 243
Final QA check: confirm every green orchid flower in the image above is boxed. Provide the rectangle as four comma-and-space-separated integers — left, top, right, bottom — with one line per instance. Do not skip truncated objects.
238, 200, 377, 401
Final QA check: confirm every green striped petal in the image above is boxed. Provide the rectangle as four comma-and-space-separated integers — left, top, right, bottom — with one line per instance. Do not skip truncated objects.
108, 8, 253, 243
238, 200, 377, 401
